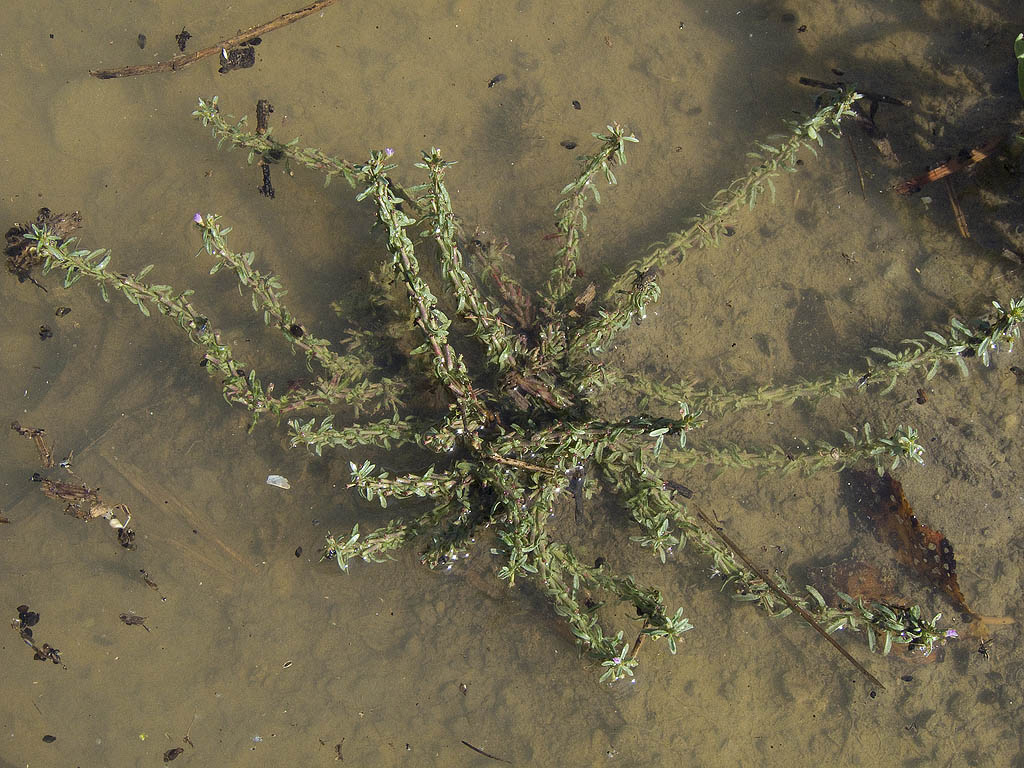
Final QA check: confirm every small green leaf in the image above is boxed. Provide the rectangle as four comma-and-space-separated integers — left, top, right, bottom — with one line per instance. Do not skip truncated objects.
1016, 33, 1024, 101
804, 585, 826, 609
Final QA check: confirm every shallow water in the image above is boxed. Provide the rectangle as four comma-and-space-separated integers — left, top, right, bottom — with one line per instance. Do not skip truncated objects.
2, 1, 1023, 766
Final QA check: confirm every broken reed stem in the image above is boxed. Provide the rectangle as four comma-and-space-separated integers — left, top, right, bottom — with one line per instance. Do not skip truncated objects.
486, 453, 558, 474
846, 133, 866, 198
90, 0, 339, 79
944, 178, 970, 239
893, 134, 1006, 195
692, 505, 885, 690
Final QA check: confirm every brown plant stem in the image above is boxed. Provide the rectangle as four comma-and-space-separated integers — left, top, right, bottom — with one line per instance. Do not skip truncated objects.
692, 505, 886, 690
89, 0, 339, 79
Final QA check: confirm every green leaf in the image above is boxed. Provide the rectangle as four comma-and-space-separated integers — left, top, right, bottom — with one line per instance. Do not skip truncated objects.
1016, 33, 1024, 102
804, 585, 826, 608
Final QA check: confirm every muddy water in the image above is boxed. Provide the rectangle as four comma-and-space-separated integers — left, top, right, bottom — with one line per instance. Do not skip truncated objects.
2, 1, 1023, 766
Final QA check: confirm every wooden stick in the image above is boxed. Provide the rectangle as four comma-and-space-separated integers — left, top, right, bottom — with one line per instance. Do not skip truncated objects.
797, 76, 908, 107
99, 449, 255, 574
943, 177, 970, 238
89, 0, 338, 79
893, 135, 1006, 195
846, 133, 866, 198
629, 618, 650, 662
692, 505, 886, 690
460, 741, 512, 764
487, 453, 557, 475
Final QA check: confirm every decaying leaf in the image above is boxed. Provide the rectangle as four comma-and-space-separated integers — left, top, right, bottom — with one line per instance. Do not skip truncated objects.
807, 559, 895, 607
852, 471, 974, 617
40, 479, 101, 519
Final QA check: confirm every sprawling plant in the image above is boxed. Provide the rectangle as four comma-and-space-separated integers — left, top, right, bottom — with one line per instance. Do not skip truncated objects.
24, 89, 1023, 682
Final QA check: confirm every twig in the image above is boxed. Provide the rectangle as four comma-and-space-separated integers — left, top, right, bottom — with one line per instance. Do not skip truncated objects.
943, 178, 970, 238
893, 135, 1006, 195
629, 618, 650, 662
99, 449, 254, 573
692, 505, 886, 690
798, 76, 907, 107
846, 133, 866, 198
183, 712, 197, 749
89, 0, 338, 79
487, 453, 557, 475
461, 740, 512, 764
11, 421, 54, 468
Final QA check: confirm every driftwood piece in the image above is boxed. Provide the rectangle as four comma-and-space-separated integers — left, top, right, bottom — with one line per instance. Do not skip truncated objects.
89, 0, 338, 79
893, 135, 1007, 195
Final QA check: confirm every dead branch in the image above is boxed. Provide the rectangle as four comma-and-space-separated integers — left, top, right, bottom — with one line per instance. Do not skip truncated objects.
89, 0, 338, 79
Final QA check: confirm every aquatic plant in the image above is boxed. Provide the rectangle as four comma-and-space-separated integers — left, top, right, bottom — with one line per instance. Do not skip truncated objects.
20, 88, 1023, 683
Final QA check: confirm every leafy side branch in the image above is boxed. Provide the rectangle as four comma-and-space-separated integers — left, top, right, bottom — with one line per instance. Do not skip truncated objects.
626, 299, 1024, 415
568, 90, 861, 361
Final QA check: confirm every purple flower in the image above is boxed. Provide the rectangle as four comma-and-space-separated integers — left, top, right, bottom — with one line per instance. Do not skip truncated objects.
193, 213, 204, 225
384, 147, 395, 158
944, 629, 959, 639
